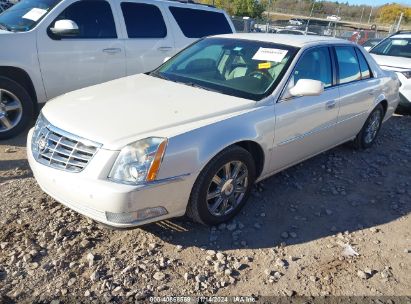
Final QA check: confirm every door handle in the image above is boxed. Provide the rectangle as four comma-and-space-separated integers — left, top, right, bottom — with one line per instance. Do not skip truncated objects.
158, 46, 172, 52
326, 100, 337, 110
102, 48, 122, 54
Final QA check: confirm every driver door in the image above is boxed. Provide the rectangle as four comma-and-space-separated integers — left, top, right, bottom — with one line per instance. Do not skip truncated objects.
270, 46, 340, 172
37, 0, 126, 99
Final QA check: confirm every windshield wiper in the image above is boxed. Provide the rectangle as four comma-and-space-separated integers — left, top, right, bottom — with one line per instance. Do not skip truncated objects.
0, 22, 11, 31
183, 82, 221, 93
149, 71, 171, 81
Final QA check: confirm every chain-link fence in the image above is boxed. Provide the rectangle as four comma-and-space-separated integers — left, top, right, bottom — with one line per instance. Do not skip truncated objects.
231, 15, 392, 45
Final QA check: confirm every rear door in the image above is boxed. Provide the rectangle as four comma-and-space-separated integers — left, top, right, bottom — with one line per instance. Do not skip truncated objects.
333, 46, 380, 140
271, 46, 340, 172
117, 0, 175, 75
37, 0, 126, 99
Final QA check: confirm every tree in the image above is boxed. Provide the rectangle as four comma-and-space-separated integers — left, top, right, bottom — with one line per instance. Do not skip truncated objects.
376, 4, 411, 25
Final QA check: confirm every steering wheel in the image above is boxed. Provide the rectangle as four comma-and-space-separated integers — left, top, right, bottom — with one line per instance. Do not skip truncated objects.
248, 70, 274, 83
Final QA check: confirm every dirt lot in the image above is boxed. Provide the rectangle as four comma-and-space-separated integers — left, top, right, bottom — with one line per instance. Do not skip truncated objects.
0, 113, 410, 303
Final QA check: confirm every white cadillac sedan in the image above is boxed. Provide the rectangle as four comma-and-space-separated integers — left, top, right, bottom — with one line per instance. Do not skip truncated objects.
27, 34, 400, 228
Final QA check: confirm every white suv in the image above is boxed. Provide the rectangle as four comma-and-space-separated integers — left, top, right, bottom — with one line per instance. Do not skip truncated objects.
370, 31, 411, 110
0, 0, 234, 139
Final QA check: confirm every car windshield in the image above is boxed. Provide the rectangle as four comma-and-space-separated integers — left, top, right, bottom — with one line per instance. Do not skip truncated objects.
370, 37, 411, 59
151, 38, 298, 101
0, 0, 61, 32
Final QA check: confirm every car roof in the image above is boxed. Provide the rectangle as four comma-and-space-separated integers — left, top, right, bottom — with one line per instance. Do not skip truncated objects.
390, 34, 411, 39
213, 33, 350, 48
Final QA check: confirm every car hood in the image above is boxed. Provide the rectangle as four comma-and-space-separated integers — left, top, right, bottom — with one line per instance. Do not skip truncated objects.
371, 54, 411, 71
42, 74, 256, 150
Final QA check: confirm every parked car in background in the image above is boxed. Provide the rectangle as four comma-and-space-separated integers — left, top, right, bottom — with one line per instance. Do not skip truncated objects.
28, 34, 400, 228
361, 38, 383, 51
0, 0, 234, 139
327, 15, 341, 21
289, 18, 304, 26
370, 32, 411, 109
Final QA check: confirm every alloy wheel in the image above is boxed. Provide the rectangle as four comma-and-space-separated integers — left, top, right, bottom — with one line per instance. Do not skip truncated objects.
206, 161, 249, 217
0, 89, 23, 133
364, 110, 382, 144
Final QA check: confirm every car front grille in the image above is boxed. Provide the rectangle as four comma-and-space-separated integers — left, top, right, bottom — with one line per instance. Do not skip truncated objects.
31, 114, 101, 173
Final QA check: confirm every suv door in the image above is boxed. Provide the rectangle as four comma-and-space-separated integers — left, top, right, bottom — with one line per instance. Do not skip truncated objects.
37, 0, 126, 99
333, 46, 380, 140
118, 1, 174, 75
271, 46, 340, 172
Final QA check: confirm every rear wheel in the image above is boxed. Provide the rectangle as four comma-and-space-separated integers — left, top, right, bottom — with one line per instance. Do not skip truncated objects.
187, 146, 256, 225
0, 77, 34, 140
353, 104, 384, 149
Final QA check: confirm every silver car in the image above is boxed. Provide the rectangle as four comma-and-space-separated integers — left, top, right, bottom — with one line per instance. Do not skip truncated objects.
27, 34, 400, 228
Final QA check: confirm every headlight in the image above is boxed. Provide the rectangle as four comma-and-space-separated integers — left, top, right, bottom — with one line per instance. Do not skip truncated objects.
108, 137, 168, 184
401, 71, 411, 79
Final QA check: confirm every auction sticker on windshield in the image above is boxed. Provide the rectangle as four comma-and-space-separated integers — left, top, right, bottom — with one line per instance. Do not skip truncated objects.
252, 48, 288, 62
22, 8, 47, 21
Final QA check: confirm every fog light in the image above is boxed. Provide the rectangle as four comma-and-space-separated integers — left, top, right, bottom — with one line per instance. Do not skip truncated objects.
105, 207, 168, 224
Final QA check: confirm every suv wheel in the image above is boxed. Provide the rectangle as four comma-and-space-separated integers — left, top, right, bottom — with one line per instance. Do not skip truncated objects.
187, 146, 256, 225
0, 77, 34, 140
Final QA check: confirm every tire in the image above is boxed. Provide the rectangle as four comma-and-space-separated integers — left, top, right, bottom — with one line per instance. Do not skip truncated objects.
0, 77, 34, 140
353, 104, 384, 150
186, 145, 256, 226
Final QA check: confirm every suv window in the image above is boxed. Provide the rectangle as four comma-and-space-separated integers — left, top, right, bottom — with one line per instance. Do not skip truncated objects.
355, 48, 371, 79
53, 0, 116, 39
292, 47, 333, 88
169, 6, 232, 38
121, 2, 167, 38
335, 46, 361, 84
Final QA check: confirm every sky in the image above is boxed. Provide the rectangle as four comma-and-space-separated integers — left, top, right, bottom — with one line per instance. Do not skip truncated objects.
345, 0, 411, 6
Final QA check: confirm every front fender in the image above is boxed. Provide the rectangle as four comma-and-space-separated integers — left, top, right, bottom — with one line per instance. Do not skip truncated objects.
158, 105, 276, 181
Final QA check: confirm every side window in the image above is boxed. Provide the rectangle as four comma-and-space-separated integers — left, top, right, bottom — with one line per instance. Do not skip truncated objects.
355, 48, 372, 79
292, 47, 333, 88
169, 6, 232, 38
335, 46, 361, 84
53, 0, 116, 39
121, 2, 167, 38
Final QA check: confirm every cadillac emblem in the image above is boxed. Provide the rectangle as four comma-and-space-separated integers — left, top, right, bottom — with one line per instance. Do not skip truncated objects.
37, 135, 48, 152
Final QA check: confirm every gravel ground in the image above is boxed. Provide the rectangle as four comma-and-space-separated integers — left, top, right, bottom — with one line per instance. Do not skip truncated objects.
0, 113, 410, 303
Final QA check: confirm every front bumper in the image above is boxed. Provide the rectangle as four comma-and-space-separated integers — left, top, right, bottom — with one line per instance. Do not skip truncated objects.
27, 129, 193, 228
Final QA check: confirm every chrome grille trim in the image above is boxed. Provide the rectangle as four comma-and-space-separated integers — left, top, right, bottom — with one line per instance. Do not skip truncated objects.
31, 114, 102, 173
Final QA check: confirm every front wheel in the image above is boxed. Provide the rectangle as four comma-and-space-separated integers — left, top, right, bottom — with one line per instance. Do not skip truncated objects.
353, 104, 384, 149
186, 146, 256, 226
0, 77, 34, 140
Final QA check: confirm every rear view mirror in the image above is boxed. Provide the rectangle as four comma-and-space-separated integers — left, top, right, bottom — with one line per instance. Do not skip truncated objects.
50, 19, 79, 37
289, 79, 324, 97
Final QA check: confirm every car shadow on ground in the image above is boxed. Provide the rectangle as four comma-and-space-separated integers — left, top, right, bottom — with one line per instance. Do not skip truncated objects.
142, 114, 411, 250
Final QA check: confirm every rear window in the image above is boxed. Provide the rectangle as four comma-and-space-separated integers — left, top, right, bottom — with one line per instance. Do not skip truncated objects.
121, 2, 167, 38
169, 6, 232, 38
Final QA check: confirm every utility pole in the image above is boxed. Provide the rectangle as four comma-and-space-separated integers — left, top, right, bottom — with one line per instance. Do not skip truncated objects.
396, 12, 404, 32
368, 6, 373, 24
305, 0, 316, 34
360, 7, 364, 24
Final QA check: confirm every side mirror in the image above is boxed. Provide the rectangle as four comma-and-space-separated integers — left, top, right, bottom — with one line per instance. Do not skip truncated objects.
289, 79, 324, 97
50, 19, 79, 37
163, 56, 171, 63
